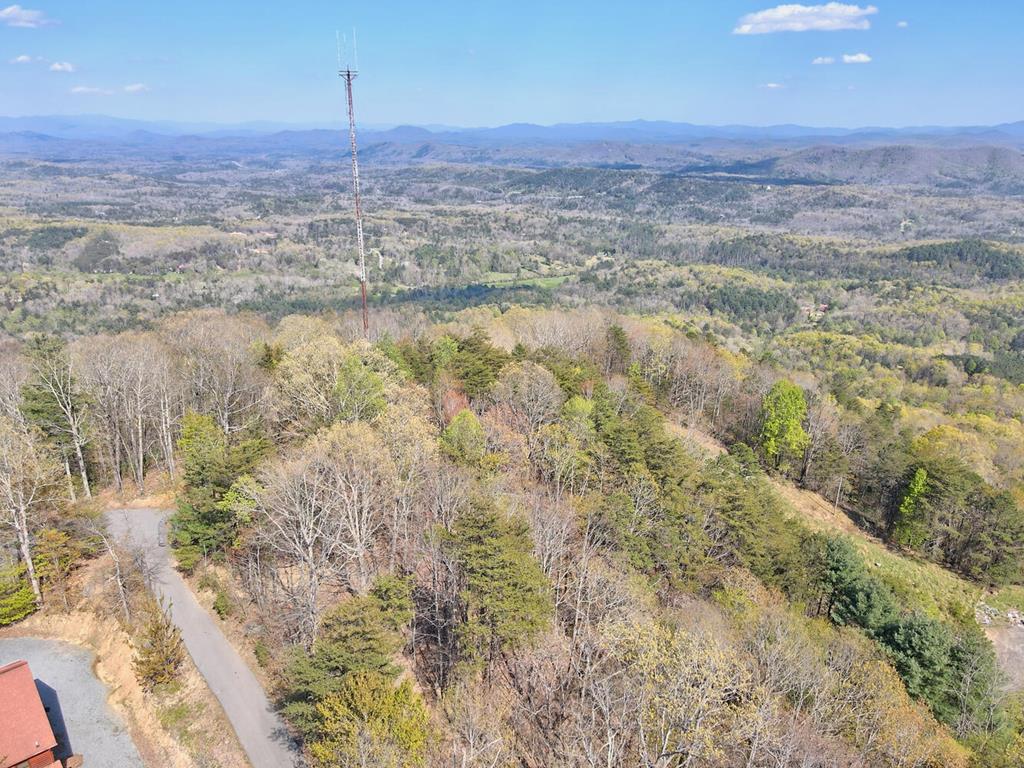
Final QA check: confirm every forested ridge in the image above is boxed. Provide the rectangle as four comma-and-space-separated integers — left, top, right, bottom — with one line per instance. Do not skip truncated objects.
2, 304, 1024, 767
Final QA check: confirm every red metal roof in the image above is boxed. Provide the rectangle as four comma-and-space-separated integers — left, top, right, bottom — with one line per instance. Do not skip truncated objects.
0, 659, 58, 768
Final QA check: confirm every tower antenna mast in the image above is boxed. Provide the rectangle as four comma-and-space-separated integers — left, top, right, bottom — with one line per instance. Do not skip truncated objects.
338, 30, 369, 336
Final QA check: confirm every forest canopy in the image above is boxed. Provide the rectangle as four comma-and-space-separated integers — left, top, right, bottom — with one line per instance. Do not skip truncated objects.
2, 302, 1022, 767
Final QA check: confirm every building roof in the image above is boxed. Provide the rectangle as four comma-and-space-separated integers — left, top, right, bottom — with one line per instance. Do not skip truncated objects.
0, 659, 58, 768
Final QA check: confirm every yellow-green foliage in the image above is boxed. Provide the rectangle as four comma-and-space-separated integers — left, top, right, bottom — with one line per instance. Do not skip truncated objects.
0, 564, 37, 626
309, 672, 430, 768
440, 409, 487, 466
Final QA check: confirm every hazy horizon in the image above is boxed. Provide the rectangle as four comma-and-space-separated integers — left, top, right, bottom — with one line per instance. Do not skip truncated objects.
3, 112, 1024, 134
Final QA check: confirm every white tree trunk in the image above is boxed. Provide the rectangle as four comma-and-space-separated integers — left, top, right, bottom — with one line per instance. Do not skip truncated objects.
73, 436, 91, 498
17, 518, 42, 605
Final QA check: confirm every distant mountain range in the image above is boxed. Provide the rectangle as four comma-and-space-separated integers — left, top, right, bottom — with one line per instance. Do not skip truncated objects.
0, 114, 347, 139
3, 114, 1024, 146
3, 115, 1024, 192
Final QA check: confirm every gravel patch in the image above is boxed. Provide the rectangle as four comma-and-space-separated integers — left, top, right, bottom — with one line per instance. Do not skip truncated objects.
0, 636, 143, 766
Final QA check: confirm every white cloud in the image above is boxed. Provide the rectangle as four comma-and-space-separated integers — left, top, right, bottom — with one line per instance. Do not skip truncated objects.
734, 3, 877, 34
0, 4, 54, 28
842, 52, 872, 64
897, 20, 909, 28
10, 53, 32, 63
812, 56, 835, 64
123, 83, 149, 93
49, 60, 74, 72
761, 82, 786, 89
70, 85, 112, 95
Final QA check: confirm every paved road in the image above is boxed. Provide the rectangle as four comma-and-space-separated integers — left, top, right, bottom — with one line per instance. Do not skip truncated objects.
107, 507, 301, 768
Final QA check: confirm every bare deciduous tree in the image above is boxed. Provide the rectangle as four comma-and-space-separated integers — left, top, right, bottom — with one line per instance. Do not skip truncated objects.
491, 361, 564, 438
380, 394, 439, 567
441, 683, 511, 768
161, 310, 268, 434
75, 333, 166, 492
800, 392, 841, 486
252, 422, 395, 645
0, 412, 62, 604
0, 347, 27, 419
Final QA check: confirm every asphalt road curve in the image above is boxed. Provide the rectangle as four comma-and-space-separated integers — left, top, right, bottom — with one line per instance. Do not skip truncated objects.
106, 507, 302, 768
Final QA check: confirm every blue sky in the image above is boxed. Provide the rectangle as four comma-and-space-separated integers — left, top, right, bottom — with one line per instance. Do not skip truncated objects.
1, 1, 1022, 127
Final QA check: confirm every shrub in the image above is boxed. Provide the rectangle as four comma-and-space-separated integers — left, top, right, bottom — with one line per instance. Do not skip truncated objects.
134, 597, 186, 690
196, 570, 220, 593
0, 564, 37, 626
253, 639, 271, 669
173, 545, 203, 573
212, 589, 233, 619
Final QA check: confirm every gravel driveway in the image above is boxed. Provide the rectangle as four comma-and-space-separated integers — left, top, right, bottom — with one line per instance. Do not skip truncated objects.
0, 636, 143, 766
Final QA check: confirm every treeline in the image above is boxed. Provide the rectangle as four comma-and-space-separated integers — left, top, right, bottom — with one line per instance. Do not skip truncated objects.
897, 239, 1024, 281
2, 307, 1023, 766
575, 235, 1024, 360
699, 235, 1024, 284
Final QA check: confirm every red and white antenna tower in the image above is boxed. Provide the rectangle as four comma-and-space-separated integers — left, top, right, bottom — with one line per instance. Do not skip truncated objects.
338, 30, 369, 336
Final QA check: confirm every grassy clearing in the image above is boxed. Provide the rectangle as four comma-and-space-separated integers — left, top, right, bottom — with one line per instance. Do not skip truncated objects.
989, 585, 1024, 614
157, 699, 192, 731
156, 697, 205, 752
482, 274, 572, 289
675, 425, 983, 623
774, 479, 981, 622
853, 538, 980, 623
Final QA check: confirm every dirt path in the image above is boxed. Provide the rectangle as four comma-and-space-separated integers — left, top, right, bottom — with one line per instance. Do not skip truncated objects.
986, 625, 1024, 691
107, 507, 302, 768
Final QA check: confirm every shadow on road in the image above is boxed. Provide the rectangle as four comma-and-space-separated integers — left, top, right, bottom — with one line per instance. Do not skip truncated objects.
271, 724, 303, 767
36, 678, 73, 761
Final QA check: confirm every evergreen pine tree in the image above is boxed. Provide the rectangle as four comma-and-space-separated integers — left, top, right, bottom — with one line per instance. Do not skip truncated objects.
447, 502, 551, 669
